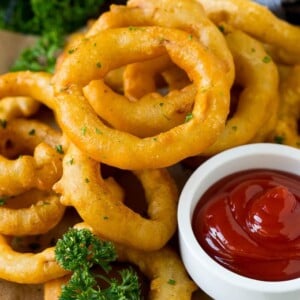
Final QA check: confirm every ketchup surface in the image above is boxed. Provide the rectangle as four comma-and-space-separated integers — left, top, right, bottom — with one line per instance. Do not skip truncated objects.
192, 169, 300, 281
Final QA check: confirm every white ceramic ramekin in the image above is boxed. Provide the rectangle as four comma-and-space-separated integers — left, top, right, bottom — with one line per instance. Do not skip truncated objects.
178, 143, 300, 300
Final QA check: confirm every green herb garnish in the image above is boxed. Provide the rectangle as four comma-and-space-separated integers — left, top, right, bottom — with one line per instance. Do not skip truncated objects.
55, 228, 141, 300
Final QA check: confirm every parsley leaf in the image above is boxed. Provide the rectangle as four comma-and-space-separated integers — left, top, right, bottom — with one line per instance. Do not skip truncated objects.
55, 228, 141, 300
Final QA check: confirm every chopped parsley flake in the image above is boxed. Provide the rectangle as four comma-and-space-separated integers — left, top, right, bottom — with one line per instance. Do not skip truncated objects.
262, 56, 271, 63
128, 26, 145, 32
274, 135, 284, 144
95, 128, 102, 134
68, 48, 76, 54
28, 128, 36, 135
81, 126, 87, 135
218, 25, 225, 33
0, 119, 7, 128
184, 112, 193, 123
55, 144, 64, 154
128, 26, 138, 31
167, 279, 176, 285
96, 62, 102, 68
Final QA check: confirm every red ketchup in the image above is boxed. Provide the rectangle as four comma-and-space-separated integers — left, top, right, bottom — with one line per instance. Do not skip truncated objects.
192, 169, 300, 281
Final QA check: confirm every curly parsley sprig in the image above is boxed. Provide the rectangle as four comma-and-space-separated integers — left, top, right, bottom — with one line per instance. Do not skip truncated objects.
1, 0, 107, 72
55, 228, 141, 300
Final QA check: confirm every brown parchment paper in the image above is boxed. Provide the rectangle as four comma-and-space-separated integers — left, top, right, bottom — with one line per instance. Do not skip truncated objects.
0, 30, 36, 74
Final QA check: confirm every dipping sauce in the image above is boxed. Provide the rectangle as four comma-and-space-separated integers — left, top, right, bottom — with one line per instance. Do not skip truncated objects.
192, 169, 300, 281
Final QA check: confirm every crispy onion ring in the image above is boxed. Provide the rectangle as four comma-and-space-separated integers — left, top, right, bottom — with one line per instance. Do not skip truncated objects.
0, 189, 65, 236
269, 65, 300, 147
0, 234, 67, 284
44, 276, 69, 300
54, 143, 178, 251
0, 71, 54, 107
83, 80, 195, 137
55, 31, 126, 94
52, 26, 230, 169
196, 0, 300, 64
86, 0, 234, 131
0, 97, 40, 120
77, 0, 234, 142
115, 245, 197, 300
0, 118, 61, 158
89, 0, 234, 83
201, 29, 279, 155
44, 222, 197, 300
0, 118, 63, 196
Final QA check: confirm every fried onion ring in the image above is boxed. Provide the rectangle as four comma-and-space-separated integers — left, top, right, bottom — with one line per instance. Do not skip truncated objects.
87, 0, 234, 130
0, 189, 65, 236
115, 245, 197, 300
196, 0, 300, 64
83, 79, 195, 137
80, 0, 234, 142
0, 234, 67, 284
44, 276, 69, 300
52, 26, 230, 169
269, 65, 300, 147
0, 71, 56, 113
201, 29, 279, 155
0, 119, 63, 196
54, 143, 178, 251
89, 0, 234, 84
0, 118, 61, 158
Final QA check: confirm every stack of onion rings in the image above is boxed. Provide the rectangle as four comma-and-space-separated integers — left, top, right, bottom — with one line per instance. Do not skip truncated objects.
0, 0, 299, 298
